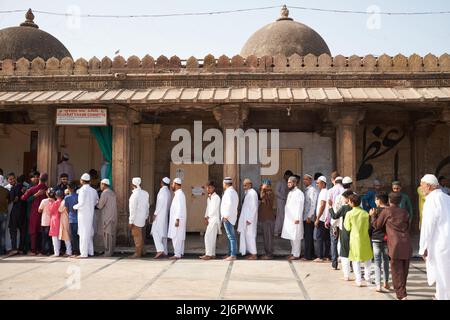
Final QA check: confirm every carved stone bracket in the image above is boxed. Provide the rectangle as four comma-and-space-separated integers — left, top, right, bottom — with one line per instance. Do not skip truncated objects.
213, 105, 249, 128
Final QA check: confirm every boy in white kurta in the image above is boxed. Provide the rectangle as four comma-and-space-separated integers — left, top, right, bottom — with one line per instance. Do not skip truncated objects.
237, 178, 259, 259
200, 180, 221, 260
168, 178, 187, 259
419, 174, 450, 300
282, 176, 305, 260
151, 177, 172, 259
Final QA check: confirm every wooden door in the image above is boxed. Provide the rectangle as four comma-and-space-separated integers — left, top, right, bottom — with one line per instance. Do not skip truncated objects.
261, 148, 302, 209
261, 148, 301, 185
170, 163, 209, 233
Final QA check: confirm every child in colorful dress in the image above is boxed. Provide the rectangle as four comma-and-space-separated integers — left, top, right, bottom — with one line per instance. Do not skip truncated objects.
49, 190, 66, 257
38, 188, 55, 255
58, 189, 72, 257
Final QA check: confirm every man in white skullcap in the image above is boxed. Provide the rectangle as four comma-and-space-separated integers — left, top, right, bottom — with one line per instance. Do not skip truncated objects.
237, 178, 259, 260
57, 153, 75, 182
282, 176, 305, 260
314, 175, 330, 262
151, 177, 172, 259
128, 177, 149, 258
73, 173, 98, 258
221, 177, 239, 261
96, 178, 117, 257
419, 174, 450, 300
200, 180, 221, 260
168, 177, 187, 259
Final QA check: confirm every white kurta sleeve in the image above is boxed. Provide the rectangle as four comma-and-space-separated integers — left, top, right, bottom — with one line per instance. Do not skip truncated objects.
204, 198, 210, 219
298, 192, 304, 221
73, 188, 85, 210
221, 192, 231, 219
212, 195, 221, 218
247, 191, 259, 224
129, 192, 138, 224
419, 197, 437, 255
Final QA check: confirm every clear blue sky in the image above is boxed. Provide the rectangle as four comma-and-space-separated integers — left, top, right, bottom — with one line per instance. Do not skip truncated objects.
0, 0, 449, 59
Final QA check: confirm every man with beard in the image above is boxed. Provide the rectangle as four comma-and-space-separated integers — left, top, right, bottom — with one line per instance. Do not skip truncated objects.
282, 176, 305, 260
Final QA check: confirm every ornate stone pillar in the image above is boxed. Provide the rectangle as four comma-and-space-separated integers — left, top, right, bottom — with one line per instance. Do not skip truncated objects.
29, 107, 58, 185
331, 109, 365, 184
319, 121, 337, 171
140, 124, 161, 206
442, 109, 450, 153
213, 105, 249, 193
412, 119, 435, 184
109, 106, 140, 244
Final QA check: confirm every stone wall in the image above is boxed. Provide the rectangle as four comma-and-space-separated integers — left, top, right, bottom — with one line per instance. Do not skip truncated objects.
356, 124, 411, 193
424, 124, 450, 179
1, 53, 449, 76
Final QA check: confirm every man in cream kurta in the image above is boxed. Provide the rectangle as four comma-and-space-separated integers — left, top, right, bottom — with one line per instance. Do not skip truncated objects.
282, 176, 305, 260
96, 179, 117, 257
200, 180, 221, 260
128, 177, 150, 258
237, 178, 259, 259
73, 173, 99, 258
274, 170, 292, 236
151, 177, 172, 259
419, 174, 450, 300
168, 177, 187, 260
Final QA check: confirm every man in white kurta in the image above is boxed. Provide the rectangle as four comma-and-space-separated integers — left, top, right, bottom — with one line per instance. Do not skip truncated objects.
221, 177, 239, 261
168, 178, 187, 259
237, 178, 259, 259
282, 176, 305, 260
274, 170, 292, 236
151, 177, 172, 259
128, 177, 150, 258
73, 173, 99, 258
419, 174, 450, 300
200, 180, 221, 260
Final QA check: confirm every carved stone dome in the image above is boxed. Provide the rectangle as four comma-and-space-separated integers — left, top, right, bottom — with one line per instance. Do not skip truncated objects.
0, 9, 72, 61
241, 5, 331, 57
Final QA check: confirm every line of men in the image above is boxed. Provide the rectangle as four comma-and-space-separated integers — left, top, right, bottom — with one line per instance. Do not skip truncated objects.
143, 171, 449, 300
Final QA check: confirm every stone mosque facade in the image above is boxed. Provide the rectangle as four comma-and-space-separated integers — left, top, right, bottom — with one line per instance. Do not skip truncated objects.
0, 7, 449, 244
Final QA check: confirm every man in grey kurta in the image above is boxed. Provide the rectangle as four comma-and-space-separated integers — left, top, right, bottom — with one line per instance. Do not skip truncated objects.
97, 179, 117, 257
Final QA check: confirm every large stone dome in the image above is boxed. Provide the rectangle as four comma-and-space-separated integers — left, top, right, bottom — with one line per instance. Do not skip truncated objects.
0, 9, 72, 61
240, 5, 331, 58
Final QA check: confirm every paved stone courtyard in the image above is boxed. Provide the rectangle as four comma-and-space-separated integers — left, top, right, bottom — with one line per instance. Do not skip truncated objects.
0, 255, 433, 300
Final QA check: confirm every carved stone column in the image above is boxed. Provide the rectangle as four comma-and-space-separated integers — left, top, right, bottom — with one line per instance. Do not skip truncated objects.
331, 109, 365, 184
109, 106, 140, 244
213, 105, 249, 193
140, 124, 161, 206
412, 119, 435, 184
442, 109, 450, 153
29, 107, 58, 185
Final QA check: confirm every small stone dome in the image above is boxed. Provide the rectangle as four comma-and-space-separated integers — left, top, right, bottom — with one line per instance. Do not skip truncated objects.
241, 5, 331, 57
0, 9, 72, 61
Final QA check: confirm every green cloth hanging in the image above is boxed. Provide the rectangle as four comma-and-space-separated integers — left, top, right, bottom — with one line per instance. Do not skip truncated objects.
89, 126, 113, 187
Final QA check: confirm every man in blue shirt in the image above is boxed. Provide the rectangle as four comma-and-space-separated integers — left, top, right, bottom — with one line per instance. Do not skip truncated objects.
65, 181, 79, 256
362, 179, 382, 211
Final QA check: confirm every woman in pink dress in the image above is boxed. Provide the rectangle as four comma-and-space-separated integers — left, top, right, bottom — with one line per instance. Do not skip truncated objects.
49, 190, 64, 257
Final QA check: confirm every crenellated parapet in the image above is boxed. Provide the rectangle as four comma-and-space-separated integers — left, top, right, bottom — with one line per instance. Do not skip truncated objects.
0, 53, 449, 76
